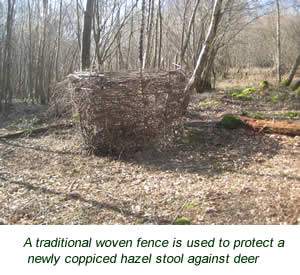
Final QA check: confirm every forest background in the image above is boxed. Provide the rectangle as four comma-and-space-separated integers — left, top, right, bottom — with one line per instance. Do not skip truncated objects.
0, 0, 299, 110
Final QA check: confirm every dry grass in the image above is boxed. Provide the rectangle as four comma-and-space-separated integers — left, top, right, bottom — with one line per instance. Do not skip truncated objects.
217, 67, 300, 89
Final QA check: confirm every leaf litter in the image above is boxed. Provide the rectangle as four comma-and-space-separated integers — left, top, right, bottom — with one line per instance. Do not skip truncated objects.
0, 90, 299, 225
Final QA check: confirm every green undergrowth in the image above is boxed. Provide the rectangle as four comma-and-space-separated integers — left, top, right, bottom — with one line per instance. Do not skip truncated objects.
224, 81, 298, 105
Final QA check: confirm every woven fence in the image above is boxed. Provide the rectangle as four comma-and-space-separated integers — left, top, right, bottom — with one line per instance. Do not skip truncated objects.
68, 71, 187, 155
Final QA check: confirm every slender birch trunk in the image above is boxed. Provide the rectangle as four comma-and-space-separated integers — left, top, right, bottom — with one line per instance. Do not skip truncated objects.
285, 54, 300, 86
181, 0, 224, 114
276, 0, 281, 83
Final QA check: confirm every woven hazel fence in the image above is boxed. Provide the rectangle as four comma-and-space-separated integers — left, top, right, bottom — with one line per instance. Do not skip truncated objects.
68, 71, 187, 155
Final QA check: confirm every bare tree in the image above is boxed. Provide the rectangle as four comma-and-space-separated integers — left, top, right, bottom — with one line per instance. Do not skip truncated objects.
116, 2, 124, 70
36, 0, 49, 104
0, 0, 297, 110
126, 0, 135, 70
81, 0, 94, 70
181, 0, 224, 114
152, 0, 164, 69
276, 0, 281, 83
0, 0, 16, 111
285, 53, 300, 86
93, 0, 138, 71
180, 0, 200, 67
76, 0, 82, 53
139, 0, 146, 72
55, 0, 63, 81
144, 0, 154, 68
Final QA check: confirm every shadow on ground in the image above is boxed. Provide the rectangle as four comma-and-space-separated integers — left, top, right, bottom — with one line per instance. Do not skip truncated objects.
1, 122, 281, 178
122, 124, 281, 177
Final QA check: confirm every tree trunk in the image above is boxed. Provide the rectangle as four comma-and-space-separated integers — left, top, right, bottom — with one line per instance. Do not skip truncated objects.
76, 0, 82, 53
293, 80, 300, 91
116, 4, 124, 70
180, 0, 201, 66
195, 47, 218, 92
1, 0, 16, 111
285, 54, 300, 86
145, 0, 154, 68
139, 0, 146, 73
55, 0, 63, 81
81, 0, 94, 70
126, 0, 135, 70
158, 0, 162, 69
181, 0, 224, 114
153, 2, 159, 69
276, 0, 281, 83
36, 0, 48, 105
236, 115, 300, 136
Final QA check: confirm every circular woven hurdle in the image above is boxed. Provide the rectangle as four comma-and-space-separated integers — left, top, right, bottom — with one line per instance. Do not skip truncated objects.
69, 71, 187, 155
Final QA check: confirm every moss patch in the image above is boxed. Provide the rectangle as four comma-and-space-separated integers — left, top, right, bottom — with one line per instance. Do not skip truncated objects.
221, 115, 244, 129
241, 111, 267, 120
135, 218, 144, 224
227, 87, 256, 100
253, 113, 264, 119
271, 95, 280, 103
226, 87, 244, 96
235, 94, 252, 100
260, 81, 269, 89
241, 88, 256, 95
283, 112, 300, 118
199, 99, 219, 106
175, 217, 191, 225
71, 168, 78, 174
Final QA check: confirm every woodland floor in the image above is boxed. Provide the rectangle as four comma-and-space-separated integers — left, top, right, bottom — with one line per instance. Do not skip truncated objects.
0, 79, 299, 225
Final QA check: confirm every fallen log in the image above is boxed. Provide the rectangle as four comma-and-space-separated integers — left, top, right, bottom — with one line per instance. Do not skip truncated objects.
0, 123, 73, 139
236, 115, 300, 136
